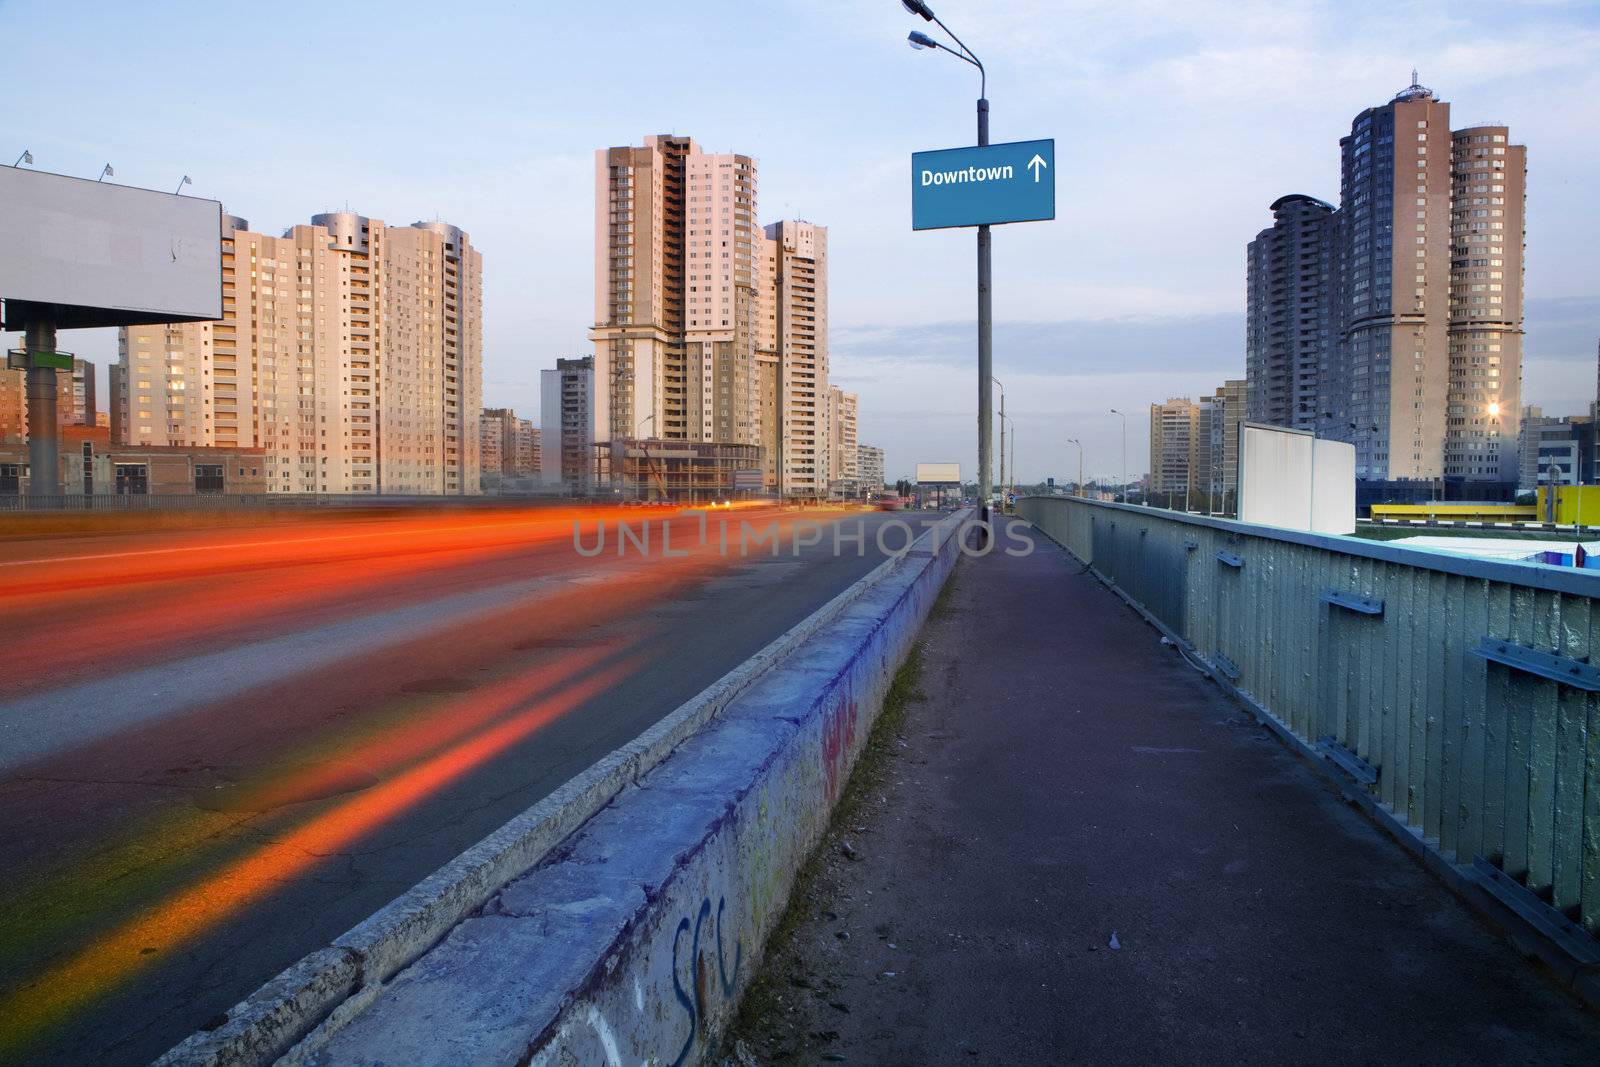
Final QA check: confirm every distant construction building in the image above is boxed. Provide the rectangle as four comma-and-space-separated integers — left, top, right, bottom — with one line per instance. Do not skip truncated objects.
118, 211, 483, 494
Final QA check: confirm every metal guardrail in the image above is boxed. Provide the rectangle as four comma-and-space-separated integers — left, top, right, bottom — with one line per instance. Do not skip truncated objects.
1019, 495, 1600, 940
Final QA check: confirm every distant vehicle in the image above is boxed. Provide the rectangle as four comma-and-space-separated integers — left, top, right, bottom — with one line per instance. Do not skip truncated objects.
877, 497, 905, 511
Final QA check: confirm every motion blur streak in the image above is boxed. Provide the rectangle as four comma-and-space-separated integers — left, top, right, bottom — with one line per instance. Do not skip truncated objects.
0, 645, 619, 965
0, 655, 642, 1056
0, 506, 674, 695
0, 503, 874, 1064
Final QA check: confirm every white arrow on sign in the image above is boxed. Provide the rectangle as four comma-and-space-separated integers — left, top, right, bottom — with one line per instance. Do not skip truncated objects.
1027, 153, 1048, 183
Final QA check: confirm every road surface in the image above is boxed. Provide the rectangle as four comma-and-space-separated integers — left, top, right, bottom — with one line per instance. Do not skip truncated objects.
0, 504, 917, 1065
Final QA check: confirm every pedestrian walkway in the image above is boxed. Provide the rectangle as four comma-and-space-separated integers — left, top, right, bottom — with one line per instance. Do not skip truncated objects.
727, 529, 1600, 1064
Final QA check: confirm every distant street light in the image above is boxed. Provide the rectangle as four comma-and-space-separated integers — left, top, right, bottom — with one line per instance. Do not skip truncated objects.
993, 376, 1005, 503
1109, 408, 1129, 503
1066, 437, 1084, 497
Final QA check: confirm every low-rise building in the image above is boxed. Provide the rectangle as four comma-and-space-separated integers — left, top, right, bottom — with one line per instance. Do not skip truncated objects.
0, 426, 267, 496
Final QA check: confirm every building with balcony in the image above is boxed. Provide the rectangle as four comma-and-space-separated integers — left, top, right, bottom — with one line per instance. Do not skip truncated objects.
590, 135, 831, 499
1250, 77, 1526, 489
118, 211, 482, 495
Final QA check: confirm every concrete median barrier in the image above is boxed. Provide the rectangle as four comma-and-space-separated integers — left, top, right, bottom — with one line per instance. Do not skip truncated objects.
160, 511, 969, 1067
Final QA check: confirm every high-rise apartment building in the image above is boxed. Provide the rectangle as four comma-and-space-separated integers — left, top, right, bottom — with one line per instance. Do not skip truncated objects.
1149, 398, 1200, 496
1444, 121, 1525, 480
118, 211, 481, 494
0, 358, 89, 442
857, 444, 885, 493
591, 135, 830, 498
824, 384, 858, 496
1246, 196, 1338, 431
591, 136, 761, 446
480, 407, 540, 483
1250, 77, 1525, 486
541, 356, 594, 493
1196, 379, 1247, 504
763, 220, 829, 496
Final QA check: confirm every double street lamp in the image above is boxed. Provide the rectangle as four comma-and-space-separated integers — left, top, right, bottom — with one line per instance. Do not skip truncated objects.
902, 0, 993, 518
1109, 408, 1129, 503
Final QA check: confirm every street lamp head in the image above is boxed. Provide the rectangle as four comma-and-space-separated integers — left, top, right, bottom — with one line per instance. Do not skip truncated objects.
908, 30, 937, 50
901, 0, 936, 21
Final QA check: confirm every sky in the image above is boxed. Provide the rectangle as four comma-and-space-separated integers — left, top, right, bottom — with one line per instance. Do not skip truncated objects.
3, 0, 1597, 483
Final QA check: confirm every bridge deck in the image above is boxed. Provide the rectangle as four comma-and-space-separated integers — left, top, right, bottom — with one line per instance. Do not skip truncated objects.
731, 524, 1600, 1062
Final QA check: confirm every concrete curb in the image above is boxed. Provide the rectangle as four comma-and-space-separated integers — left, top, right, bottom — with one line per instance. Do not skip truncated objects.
1023, 517, 1600, 1016
275, 511, 969, 1066
156, 523, 945, 1067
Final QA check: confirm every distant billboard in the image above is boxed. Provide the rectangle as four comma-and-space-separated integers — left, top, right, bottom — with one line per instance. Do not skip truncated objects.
1237, 423, 1355, 535
0, 167, 222, 329
916, 462, 961, 485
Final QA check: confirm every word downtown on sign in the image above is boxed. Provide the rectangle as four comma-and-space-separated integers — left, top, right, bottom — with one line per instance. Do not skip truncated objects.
921, 159, 1030, 187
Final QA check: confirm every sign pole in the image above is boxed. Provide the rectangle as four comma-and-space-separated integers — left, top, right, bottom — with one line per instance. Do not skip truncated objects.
977, 96, 992, 528
24, 314, 59, 500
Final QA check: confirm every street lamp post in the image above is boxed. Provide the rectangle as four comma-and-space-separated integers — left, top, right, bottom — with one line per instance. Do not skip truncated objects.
1109, 408, 1128, 503
993, 376, 1004, 505
904, 1, 991, 521
1009, 419, 1016, 501
1066, 437, 1084, 497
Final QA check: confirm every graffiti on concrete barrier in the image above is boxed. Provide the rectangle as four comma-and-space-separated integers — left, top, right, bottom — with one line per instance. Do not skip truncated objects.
669, 894, 743, 1067
821, 698, 858, 800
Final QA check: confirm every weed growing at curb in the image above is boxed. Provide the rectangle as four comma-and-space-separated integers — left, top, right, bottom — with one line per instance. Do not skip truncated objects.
720, 612, 938, 1061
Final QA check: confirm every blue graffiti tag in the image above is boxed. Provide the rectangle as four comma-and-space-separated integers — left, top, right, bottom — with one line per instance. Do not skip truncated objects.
669, 895, 743, 1067
670, 915, 696, 1067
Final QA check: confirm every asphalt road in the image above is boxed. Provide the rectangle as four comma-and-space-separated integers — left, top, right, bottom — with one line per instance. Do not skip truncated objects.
0, 504, 921, 1066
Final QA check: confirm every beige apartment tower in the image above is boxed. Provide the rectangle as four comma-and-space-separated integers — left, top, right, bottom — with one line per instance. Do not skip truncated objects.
119, 212, 481, 494
1149, 398, 1200, 497
765, 221, 830, 496
591, 136, 761, 447
592, 134, 830, 497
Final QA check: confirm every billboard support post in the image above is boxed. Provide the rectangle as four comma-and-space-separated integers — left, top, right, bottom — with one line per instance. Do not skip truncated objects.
24, 314, 58, 500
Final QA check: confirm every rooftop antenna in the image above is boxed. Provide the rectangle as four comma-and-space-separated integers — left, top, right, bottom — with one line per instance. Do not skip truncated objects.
12, 149, 32, 167
96, 163, 114, 182
175, 175, 192, 196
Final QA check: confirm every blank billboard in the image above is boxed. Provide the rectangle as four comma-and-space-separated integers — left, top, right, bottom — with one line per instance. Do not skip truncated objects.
0, 167, 222, 329
916, 463, 961, 485
1237, 423, 1355, 535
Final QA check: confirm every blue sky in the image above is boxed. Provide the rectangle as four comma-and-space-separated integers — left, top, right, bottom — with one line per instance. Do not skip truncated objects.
3, 0, 1597, 482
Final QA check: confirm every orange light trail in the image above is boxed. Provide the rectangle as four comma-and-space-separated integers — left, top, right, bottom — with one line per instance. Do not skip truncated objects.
0, 654, 642, 1055
0, 504, 856, 1060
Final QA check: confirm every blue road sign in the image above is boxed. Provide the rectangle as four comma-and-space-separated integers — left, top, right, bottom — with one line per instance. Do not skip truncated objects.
911, 138, 1055, 230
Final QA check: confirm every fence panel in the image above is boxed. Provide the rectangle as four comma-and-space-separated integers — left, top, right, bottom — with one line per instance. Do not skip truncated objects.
1019, 495, 1600, 937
